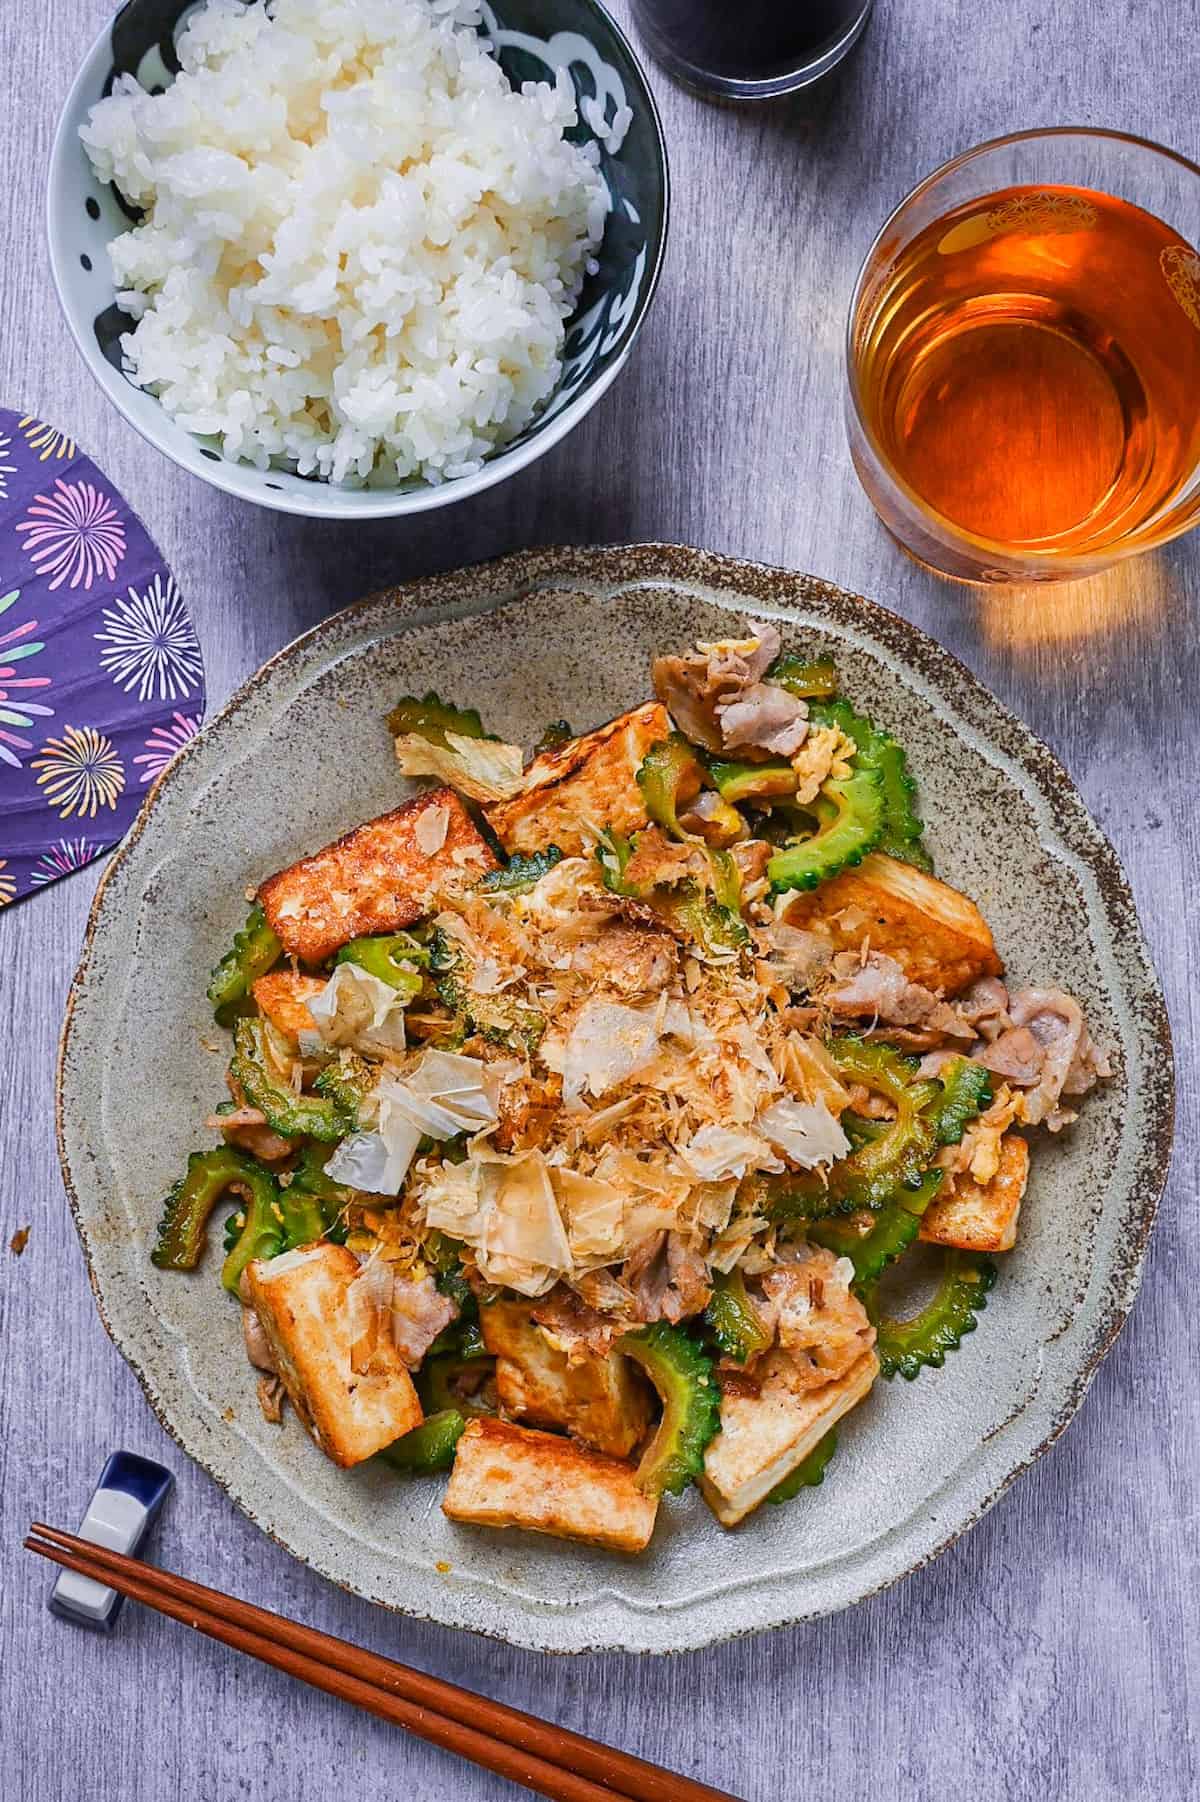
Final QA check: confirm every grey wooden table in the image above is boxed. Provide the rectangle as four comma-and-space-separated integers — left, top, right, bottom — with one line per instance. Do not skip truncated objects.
2, 3, 1197, 1798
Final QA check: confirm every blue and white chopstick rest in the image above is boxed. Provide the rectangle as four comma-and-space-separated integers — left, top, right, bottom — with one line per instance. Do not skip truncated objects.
47, 1451, 173, 1631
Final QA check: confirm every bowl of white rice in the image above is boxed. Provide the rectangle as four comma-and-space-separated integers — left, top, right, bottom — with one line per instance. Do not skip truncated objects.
47, 0, 668, 517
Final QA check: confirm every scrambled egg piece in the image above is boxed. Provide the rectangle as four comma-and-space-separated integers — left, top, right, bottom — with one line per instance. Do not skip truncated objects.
790, 724, 855, 806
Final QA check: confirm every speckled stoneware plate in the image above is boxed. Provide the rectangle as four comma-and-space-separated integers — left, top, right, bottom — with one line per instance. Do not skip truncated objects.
57, 545, 1173, 1654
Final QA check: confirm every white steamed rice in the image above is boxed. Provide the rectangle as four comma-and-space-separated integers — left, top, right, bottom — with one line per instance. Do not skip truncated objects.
80, 0, 611, 486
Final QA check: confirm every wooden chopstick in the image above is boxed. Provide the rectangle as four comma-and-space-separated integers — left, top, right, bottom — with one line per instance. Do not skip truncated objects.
26, 1525, 743, 1802
27, 1533, 612, 1802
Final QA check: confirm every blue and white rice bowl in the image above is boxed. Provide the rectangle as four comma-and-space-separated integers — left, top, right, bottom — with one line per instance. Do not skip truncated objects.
47, 0, 668, 518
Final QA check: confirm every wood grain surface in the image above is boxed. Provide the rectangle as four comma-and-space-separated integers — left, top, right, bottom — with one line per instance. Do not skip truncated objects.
1, 3, 1197, 1798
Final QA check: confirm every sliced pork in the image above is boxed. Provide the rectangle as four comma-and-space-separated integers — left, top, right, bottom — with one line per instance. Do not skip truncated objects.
390, 1272, 458, 1368
717, 683, 809, 757
531, 1284, 626, 1358
977, 1025, 1044, 1085
985, 988, 1103, 1126
207, 1105, 295, 1163
242, 1306, 278, 1374
653, 625, 810, 760
823, 951, 975, 1040
622, 1231, 712, 1324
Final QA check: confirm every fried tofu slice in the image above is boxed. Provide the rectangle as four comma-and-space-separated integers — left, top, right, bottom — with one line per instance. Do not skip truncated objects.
257, 787, 497, 963
485, 702, 671, 857
700, 1349, 879, 1527
251, 970, 326, 1039
921, 1133, 1030, 1253
442, 1417, 658, 1553
480, 1300, 651, 1459
243, 1244, 422, 1468
781, 852, 1003, 995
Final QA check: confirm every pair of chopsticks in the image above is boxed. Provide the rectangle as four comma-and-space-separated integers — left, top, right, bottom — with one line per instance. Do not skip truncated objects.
26, 1524, 743, 1802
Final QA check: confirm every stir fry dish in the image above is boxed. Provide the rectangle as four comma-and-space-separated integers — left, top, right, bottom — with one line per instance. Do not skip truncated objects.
154, 626, 1110, 1550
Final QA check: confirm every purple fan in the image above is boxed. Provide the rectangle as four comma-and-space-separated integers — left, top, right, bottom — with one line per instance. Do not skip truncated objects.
0, 407, 205, 907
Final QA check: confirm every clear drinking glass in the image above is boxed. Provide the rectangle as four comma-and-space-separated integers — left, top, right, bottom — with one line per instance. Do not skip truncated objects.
845, 128, 1200, 584
630, 0, 874, 102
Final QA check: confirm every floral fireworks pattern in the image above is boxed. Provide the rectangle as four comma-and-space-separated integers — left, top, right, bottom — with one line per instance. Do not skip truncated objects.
29, 836, 100, 886
32, 725, 126, 821
16, 478, 126, 593
0, 407, 206, 905
0, 433, 17, 502
95, 574, 202, 703
18, 415, 77, 464
132, 710, 201, 785
0, 587, 54, 770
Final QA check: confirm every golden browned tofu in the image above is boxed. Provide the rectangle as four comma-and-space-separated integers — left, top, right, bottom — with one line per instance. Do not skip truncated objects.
258, 788, 497, 962
485, 702, 671, 857
251, 970, 326, 1038
244, 1244, 423, 1468
480, 1299, 651, 1459
921, 1133, 1030, 1253
442, 1417, 658, 1553
781, 852, 1003, 995
700, 1349, 879, 1527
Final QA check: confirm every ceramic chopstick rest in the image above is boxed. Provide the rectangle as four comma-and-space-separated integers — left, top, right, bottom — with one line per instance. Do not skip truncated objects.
47, 1450, 174, 1632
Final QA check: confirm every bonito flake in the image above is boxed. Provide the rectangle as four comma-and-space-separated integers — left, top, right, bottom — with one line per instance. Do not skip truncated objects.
678, 1124, 782, 1182
756, 1099, 850, 1169
419, 1148, 572, 1297
552, 996, 712, 1109
307, 962, 408, 1057
379, 1049, 502, 1140
332, 853, 866, 1281
394, 731, 525, 802
553, 999, 661, 1106
325, 1048, 500, 1196
550, 1168, 625, 1262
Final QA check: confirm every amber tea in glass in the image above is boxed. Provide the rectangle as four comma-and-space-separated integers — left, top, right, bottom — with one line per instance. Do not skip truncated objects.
846, 130, 1200, 583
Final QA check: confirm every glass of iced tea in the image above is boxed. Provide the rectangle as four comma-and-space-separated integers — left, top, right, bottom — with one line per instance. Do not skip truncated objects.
845, 128, 1200, 583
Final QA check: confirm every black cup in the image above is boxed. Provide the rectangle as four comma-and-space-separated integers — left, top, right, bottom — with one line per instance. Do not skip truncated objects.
631, 0, 874, 99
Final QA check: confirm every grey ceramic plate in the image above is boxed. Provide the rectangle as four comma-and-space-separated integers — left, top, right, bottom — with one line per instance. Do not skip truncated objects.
57, 546, 1173, 1654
